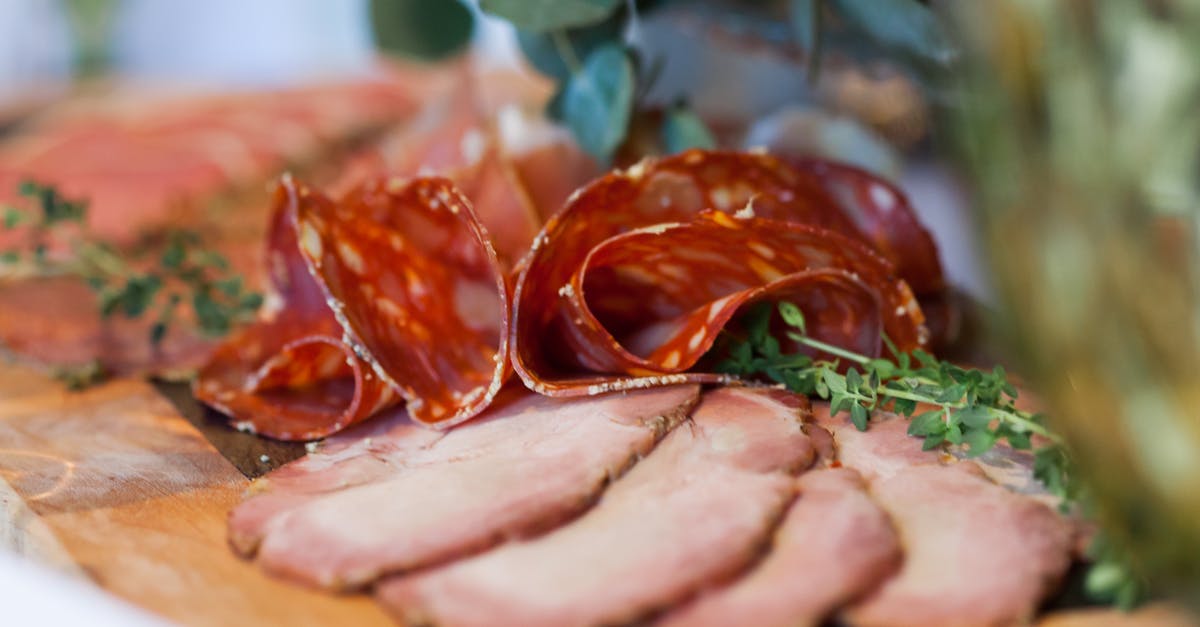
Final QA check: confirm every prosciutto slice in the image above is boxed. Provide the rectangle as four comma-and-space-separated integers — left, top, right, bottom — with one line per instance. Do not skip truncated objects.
660, 467, 901, 627
237, 384, 699, 589
377, 387, 814, 627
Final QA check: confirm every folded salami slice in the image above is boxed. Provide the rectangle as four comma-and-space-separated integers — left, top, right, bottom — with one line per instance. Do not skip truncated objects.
512, 150, 928, 395
193, 177, 399, 439
291, 176, 510, 428
198, 149, 941, 438
788, 157, 944, 295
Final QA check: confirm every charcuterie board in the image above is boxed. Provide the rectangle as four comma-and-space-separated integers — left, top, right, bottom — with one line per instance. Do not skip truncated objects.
0, 360, 391, 626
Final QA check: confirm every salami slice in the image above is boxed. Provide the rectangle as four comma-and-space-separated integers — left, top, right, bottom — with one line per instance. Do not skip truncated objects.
292, 176, 509, 428
512, 150, 929, 395
193, 177, 399, 439
789, 157, 944, 295
198, 149, 943, 437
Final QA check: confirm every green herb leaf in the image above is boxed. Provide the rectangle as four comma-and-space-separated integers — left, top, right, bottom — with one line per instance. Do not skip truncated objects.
481, 0, 620, 33
850, 402, 869, 430
777, 302, 807, 333
3, 207, 26, 229
661, 103, 717, 154
562, 43, 636, 162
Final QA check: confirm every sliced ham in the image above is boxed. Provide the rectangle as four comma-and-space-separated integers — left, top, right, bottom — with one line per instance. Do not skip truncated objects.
845, 462, 1074, 627
812, 404, 1075, 627
378, 386, 814, 627
660, 467, 901, 627
241, 384, 699, 589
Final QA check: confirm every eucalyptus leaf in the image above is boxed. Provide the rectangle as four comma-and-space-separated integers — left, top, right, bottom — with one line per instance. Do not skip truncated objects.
562, 44, 635, 162
661, 104, 717, 154
830, 0, 954, 65
481, 0, 620, 32
517, 17, 624, 82
371, 0, 474, 60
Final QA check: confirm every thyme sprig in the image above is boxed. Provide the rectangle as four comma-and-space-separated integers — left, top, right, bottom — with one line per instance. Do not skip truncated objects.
717, 302, 1056, 457
0, 180, 261, 348
716, 301, 1142, 607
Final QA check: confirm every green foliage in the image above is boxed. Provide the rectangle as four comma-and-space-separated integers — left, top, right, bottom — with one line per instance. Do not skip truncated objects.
562, 43, 636, 162
1, 181, 262, 369
481, 0, 621, 33
370, 0, 474, 61
829, 0, 954, 66
661, 103, 717, 154
517, 17, 624, 82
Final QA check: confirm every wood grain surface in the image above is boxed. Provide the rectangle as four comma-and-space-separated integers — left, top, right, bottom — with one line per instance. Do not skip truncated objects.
0, 360, 391, 626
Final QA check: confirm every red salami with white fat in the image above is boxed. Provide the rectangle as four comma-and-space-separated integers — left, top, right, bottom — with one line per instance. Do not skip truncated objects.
198, 149, 942, 438
292, 176, 509, 427
511, 150, 927, 396
193, 177, 399, 439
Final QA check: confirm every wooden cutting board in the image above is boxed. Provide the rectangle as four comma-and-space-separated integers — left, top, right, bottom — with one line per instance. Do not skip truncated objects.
0, 360, 392, 626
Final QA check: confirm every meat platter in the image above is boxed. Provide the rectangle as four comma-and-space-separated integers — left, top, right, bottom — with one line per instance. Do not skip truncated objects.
0, 60, 1175, 627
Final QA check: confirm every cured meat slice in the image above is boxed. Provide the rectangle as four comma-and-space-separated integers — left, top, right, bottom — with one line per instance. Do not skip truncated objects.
661, 468, 901, 627
788, 157, 944, 295
557, 212, 923, 380
845, 463, 1073, 627
512, 149, 929, 396
244, 385, 699, 589
193, 177, 398, 439
812, 404, 1074, 626
293, 176, 509, 427
811, 404, 946, 481
377, 387, 814, 627
228, 407, 443, 555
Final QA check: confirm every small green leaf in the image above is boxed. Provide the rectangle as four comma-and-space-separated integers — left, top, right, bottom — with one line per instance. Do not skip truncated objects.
161, 239, 186, 269
562, 43, 635, 163
150, 321, 168, 346
850, 403, 869, 430
845, 367, 863, 393
945, 422, 963, 445
963, 429, 996, 457
1006, 430, 1032, 450
778, 302, 807, 334
955, 406, 992, 429
821, 368, 846, 394
517, 17, 624, 82
907, 410, 945, 437
0, 251, 17, 264
371, 0, 475, 60
936, 383, 966, 404
891, 397, 917, 416
921, 433, 945, 451
481, 0, 620, 33
829, 0, 954, 65
3, 207, 26, 229
661, 104, 717, 155
239, 292, 264, 312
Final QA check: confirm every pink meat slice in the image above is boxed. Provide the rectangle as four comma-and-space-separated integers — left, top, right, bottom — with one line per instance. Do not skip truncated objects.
660, 467, 901, 627
378, 386, 814, 627
245, 385, 700, 589
814, 403, 1074, 625
846, 462, 1073, 627
228, 407, 443, 555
